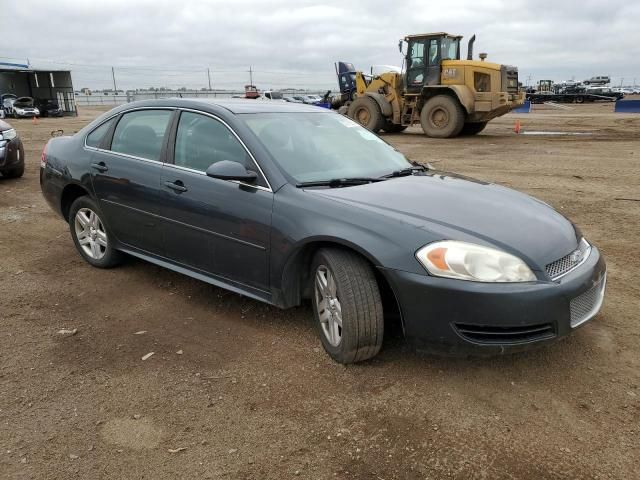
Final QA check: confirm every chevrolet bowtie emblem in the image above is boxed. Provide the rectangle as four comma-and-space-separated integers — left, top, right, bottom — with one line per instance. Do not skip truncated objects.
569, 249, 583, 263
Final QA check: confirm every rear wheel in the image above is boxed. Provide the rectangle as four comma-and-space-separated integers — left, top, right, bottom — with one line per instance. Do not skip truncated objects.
381, 122, 408, 133
69, 196, 123, 268
459, 122, 488, 136
420, 95, 465, 138
347, 96, 384, 133
311, 248, 384, 364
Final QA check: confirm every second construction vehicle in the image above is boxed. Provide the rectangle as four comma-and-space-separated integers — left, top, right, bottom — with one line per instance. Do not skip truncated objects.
336, 33, 525, 138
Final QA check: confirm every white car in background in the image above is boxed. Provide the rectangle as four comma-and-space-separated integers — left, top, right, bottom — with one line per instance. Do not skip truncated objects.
302, 95, 322, 104
261, 91, 286, 101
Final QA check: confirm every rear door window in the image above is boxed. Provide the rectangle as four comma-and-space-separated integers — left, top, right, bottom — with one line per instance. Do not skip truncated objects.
110, 110, 172, 161
86, 117, 116, 148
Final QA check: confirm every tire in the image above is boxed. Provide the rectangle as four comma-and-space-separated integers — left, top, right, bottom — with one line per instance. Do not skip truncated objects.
381, 122, 408, 133
420, 95, 465, 138
575, 96, 584, 104
459, 122, 487, 136
311, 248, 384, 364
347, 96, 384, 133
2, 163, 25, 178
68, 196, 123, 268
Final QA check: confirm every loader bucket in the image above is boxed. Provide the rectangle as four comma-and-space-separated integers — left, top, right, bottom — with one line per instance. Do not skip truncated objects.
615, 100, 640, 113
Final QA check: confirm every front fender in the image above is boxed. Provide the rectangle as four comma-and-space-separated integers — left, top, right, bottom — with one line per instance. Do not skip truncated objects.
364, 92, 393, 117
269, 186, 421, 307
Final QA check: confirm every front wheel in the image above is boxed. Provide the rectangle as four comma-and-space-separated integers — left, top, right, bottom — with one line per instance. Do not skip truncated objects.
69, 196, 123, 268
347, 96, 384, 133
420, 95, 465, 138
311, 248, 384, 364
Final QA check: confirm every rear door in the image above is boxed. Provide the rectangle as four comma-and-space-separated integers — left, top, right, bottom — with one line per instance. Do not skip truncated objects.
159, 110, 273, 293
89, 108, 173, 255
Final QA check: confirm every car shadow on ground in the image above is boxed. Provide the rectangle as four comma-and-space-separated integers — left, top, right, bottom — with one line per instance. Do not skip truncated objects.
46, 252, 605, 387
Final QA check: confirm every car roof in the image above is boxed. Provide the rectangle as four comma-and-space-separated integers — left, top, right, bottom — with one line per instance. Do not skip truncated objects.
117, 98, 328, 114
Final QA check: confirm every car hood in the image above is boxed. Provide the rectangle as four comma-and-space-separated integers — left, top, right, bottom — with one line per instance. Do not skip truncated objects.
0, 119, 12, 131
309, 172, 579, 270
14, 97, 35, 108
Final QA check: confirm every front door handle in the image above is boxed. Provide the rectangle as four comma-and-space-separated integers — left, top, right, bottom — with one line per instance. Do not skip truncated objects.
91, 162, 108, 172
164, 180, 188, 193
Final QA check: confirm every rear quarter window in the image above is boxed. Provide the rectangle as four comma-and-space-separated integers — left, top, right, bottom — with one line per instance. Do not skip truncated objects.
86, 117, 116, 148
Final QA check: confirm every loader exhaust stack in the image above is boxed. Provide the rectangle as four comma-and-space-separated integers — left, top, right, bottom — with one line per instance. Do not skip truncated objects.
467, 34, 476, 60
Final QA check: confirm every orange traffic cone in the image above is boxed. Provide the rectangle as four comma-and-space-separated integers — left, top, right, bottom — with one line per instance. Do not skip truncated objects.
32, 116, 38, 125
513, 119, 521, 134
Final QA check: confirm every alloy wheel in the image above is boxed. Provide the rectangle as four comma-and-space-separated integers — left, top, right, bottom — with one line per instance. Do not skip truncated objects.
74, 208, 107, 260
315, 265, 343, 347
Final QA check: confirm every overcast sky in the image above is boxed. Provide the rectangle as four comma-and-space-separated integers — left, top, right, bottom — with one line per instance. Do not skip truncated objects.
2, 0, 639, 91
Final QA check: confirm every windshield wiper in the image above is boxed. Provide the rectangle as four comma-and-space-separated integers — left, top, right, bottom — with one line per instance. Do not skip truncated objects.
379, 164, 428, 179
296, 177, 385, 188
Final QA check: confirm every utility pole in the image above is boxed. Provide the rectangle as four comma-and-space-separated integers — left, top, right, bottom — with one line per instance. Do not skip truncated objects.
111, 67, 117, 93
207, 67, 212, 91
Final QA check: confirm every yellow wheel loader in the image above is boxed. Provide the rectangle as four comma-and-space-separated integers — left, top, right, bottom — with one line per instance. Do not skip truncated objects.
336, 33, 525, 138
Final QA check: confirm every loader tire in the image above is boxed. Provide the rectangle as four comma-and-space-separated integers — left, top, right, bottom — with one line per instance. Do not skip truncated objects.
420, 95, 465, 138
459, 122, 487, 136
347, 96, 384, 133
381, 122, 408, 133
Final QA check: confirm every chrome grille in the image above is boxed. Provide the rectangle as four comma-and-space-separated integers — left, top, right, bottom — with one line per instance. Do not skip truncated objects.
546, 238, 591, 280
570, 274, 606, 328
501, 65, 520, 95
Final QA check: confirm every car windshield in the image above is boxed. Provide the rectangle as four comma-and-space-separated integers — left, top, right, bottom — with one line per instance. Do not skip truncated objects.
242, 112, 412, 183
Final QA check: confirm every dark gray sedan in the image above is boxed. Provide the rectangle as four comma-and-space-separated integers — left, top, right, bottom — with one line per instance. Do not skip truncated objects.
40, 99, 606, 363
0, 119, 25, 178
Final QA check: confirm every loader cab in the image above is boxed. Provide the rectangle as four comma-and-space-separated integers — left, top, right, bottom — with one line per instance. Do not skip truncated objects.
401, 33, 462, 94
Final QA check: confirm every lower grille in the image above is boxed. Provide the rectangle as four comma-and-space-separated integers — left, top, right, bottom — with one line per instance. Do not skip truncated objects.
501, 65, 520, 95
454, 322, 555, 345
570, 274, 606, 328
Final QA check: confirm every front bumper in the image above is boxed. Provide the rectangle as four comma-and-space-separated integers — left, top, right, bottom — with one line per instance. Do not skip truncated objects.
13, 110, 39, 118
381, 247, 606, 355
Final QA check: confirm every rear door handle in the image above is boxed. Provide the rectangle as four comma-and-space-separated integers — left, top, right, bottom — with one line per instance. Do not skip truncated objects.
91, 162, 108, 172
164, 180, 188, 193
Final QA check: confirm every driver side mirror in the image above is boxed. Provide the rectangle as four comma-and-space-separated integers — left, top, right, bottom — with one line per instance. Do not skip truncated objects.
398, 39, 404, 54
205, 160, 258, 182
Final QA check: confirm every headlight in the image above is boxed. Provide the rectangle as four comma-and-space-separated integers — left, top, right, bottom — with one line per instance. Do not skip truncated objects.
416, 241, 536, 282
1, 128, 17, 140
34, 108, 40, 114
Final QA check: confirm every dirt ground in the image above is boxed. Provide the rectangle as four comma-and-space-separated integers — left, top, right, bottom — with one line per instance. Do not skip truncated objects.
1, 101, 639, 480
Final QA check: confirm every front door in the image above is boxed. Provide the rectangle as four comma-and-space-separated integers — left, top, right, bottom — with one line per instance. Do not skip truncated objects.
89, 108, 173, 255
159, 110, 273, 293
405, 37, 441, 93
